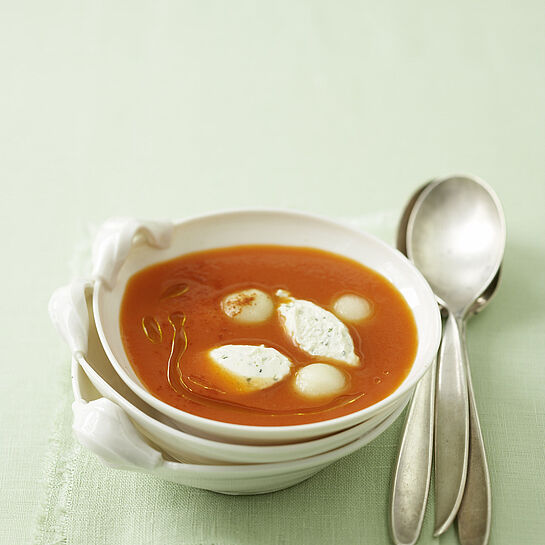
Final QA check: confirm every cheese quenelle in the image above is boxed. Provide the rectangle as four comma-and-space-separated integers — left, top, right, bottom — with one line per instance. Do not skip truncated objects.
208, 344, 292, 392
276, 291, 360, 366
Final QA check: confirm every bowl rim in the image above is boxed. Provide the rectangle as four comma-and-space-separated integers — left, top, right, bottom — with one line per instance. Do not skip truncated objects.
93, 207, 441, 436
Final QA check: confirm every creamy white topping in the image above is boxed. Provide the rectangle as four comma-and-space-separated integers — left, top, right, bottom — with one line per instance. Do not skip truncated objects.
277, 292, 360, 366
208, 344, 292, 392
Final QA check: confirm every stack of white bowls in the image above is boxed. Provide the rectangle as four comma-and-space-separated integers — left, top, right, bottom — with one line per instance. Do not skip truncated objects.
50, 210, 441, 495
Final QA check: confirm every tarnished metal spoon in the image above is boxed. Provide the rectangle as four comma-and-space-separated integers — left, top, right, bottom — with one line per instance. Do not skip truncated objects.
390, 179, 503, 545
456, 269, 502, 545
406, 175, 505, 538
390, 182, 437, 545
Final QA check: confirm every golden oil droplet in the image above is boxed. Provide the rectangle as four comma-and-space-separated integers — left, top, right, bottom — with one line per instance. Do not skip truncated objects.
142, 316, 162, 343
374, 377, 382, 384
161, 283, 189, 300
383, 369, 390, 375
167, 311, 189, 393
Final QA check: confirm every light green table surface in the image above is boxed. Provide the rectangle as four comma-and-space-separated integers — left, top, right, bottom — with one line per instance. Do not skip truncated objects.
1, 2, 544, 544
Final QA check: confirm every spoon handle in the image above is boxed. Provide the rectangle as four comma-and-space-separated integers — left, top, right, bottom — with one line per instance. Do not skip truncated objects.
457, 344, 492, 545
390, 359, 436, 545
434, 312, 470, 536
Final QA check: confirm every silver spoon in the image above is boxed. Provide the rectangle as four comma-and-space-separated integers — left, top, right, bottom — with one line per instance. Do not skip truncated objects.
390, 180, 503, 545
390, 181, 438, 545
407, 175, 505, 538
455, 269, 502, 545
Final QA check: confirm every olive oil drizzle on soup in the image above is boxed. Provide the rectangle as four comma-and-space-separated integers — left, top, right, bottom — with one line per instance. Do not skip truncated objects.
120, 245, 417, 426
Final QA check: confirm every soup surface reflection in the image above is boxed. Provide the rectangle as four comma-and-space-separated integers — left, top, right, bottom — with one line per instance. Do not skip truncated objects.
120, 245, 418, 426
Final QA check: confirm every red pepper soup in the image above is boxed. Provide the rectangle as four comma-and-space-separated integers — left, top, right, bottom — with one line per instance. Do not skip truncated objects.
120, 245, 417, 426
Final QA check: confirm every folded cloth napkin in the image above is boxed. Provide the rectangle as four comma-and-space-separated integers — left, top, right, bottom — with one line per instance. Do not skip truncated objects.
34, 211, 543, 545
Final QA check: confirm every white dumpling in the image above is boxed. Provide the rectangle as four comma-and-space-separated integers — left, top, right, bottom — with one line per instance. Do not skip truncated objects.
209, 344, 292, 392
333, 294, 372, 323
221, 288, 274, 324
277, 292, 360, 366
294, 363, 347, 399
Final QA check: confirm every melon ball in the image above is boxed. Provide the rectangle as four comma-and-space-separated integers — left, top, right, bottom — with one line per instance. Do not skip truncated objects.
221, 288, 274, 324
333, 294, 372, 323
294, 363, 347, 399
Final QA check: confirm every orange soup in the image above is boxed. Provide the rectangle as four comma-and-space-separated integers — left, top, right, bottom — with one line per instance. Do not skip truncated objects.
120, 245, 417, 426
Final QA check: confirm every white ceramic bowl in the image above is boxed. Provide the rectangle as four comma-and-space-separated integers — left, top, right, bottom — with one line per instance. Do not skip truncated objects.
63, 285, 409, 465
87, 210, 440, 444
72, 355, 409, 495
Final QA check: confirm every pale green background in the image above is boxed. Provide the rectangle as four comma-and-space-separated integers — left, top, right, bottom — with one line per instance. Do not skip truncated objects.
1, 1, 544, 544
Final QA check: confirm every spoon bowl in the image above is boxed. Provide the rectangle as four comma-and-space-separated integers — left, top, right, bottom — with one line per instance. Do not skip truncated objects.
407, 176, 505, 317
